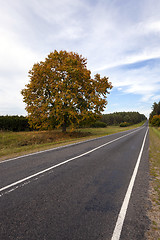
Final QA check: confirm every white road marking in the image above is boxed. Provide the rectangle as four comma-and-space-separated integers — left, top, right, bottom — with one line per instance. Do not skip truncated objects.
0, 127, 142, 195
111, 127, 149, 240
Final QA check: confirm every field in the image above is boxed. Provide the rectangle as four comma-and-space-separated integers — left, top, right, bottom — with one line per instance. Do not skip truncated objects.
0, 122, 144, 161
147, 127, 160, 240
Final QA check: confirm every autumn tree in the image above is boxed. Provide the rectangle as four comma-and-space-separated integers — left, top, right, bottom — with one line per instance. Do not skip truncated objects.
150, 115, 160, 126
149, 101, 160, 122
21, 50, 112, 132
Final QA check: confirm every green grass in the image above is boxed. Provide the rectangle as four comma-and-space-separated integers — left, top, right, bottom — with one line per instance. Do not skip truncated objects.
0, 121, 144, 161
81, 122, 144, 136
0, 130, 91, 160
149, 127, 160, 202
147, 127, 160, 239
152, 127, 160, 138
150, 127, 160, 180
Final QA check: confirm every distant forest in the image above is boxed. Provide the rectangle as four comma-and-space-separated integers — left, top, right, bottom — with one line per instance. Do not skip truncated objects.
101, 112, 147, 126
0, 112, 146, 131
0, 115, 29, 131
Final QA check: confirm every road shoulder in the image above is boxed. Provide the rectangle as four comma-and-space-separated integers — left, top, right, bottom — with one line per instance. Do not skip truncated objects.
146, 127, 160, 239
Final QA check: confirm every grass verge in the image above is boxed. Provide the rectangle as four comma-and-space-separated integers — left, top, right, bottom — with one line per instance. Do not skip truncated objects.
147, 127, 160, 240
0, 121, 144, 162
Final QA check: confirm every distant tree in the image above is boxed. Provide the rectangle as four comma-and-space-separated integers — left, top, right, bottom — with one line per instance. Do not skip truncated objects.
150, 115, 160, 127
21, 50, 112, 132
149, 101, 160, 122
119, 122, 130, 127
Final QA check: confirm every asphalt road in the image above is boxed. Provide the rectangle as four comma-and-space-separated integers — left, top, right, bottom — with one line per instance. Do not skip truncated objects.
0, 123, 150, 240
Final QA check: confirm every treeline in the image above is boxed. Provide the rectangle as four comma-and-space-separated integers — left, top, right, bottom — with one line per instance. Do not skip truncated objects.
101, 112, 147, 126
0, 115, 30, 131
0, 111, 147, 131
149, 101, 160, 127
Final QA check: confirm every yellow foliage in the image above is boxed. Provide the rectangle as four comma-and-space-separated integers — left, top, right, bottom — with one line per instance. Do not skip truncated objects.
21, 50, 112, 132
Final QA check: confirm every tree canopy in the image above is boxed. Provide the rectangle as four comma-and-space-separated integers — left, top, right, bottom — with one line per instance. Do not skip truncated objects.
149, 101, 160, 126
21, 50, 112, 131
149, 101, 160, 120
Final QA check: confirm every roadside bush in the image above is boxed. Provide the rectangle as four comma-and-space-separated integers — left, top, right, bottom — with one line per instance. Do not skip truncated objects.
151, 115, 160, 127
119, 122, 130, 127
91, 121, 107, 128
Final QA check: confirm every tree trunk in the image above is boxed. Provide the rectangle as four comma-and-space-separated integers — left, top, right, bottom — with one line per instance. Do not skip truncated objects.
62, 112, 68, 132
62, 122, 67, 132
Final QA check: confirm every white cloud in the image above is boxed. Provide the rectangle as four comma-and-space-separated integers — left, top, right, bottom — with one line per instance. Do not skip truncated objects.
0, 27, 41, 115
0, 0, 160, 116
103, 59, 160, 107
151, 95, 160, 101
146, 21, 160, 33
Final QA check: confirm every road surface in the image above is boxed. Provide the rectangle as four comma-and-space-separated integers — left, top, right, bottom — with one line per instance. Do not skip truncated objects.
0, 123, 149, 240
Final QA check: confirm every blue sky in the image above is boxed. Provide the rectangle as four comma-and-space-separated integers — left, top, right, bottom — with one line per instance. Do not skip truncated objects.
0, 0, 160, 117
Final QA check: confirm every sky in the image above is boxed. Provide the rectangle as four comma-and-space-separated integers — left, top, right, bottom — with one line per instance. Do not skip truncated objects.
0, 0, 160, 118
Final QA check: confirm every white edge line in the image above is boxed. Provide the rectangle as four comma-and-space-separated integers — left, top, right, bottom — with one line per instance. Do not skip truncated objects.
0, 126, 143, 164
0, 127, 142, 193
111, 127, 149, 240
